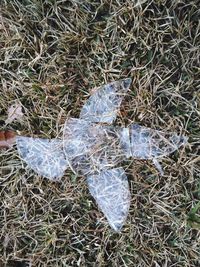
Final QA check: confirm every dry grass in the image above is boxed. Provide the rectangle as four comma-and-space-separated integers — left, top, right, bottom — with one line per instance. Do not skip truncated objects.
0, 0, 200, 266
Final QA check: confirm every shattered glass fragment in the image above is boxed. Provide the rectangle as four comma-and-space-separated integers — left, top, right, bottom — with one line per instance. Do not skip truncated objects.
87, 167, 130, 231
128, 124, 187, 175
16, 136, 68, 181
80, 78, 132, 124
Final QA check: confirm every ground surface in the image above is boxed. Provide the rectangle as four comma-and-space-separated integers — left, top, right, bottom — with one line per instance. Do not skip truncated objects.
0, 1, 200, 266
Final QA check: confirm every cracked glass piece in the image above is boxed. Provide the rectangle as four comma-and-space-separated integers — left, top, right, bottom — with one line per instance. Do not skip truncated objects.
63, 118, 126, 175
129, 124, 187, 159
80, 78, 132, 124
16, 136, 68, 181
87, 167, 130, 231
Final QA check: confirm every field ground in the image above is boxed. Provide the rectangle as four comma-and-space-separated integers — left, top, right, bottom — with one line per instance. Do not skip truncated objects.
0, 1, 200, 266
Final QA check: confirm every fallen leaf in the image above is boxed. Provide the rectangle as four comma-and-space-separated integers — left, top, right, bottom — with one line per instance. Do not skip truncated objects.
5, 102, 23, 125
0, 130, 16, 149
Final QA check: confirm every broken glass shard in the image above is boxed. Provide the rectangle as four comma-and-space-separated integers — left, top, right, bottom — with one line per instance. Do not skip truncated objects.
87, 167, 130, 231
80, 78, 132, 124
16, 136, 68, 181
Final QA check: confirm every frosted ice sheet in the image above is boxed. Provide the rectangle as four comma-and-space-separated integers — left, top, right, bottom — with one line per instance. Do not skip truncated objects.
16, 136, 68, 181
129, 124, 187, 159
63, 119, 187, 176
13, 77, 188, 232
80, 78, 132, 124
63, 118, 127, 175
63, 118, 104, 159
129, 124, 187, 174
87, 167, 130, 231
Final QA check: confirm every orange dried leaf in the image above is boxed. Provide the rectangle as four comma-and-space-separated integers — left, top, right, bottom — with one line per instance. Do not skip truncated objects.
0, 130, 16, 149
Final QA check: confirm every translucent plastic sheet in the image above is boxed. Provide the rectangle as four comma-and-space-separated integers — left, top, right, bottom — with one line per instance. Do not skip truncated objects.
16, 136, 68, 181
80, 78, 132, 124
87, 167, 130, 231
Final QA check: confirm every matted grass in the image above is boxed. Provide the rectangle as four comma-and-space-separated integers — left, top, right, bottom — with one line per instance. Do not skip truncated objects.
0, 1, 199, 266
